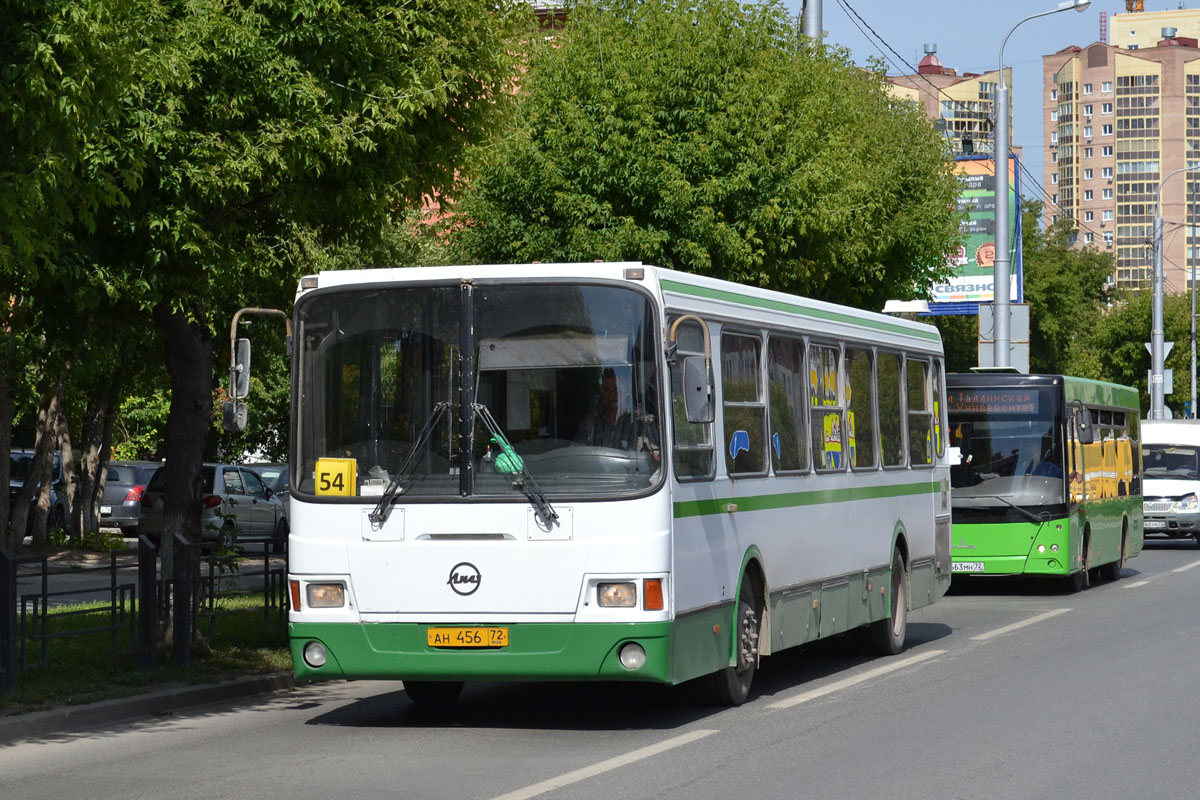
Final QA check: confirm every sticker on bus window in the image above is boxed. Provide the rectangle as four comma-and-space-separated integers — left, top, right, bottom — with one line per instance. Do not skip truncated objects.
315, 458, 357, 496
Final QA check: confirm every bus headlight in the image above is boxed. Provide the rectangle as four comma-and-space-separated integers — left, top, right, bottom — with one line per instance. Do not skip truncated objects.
598, 582, 637, 607
303, 641, 328, 668
1178, 494, 1198, 511
306, 583, 346, 608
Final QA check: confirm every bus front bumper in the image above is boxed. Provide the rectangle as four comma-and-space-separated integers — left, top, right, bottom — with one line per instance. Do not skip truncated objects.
289, 621, 674, 684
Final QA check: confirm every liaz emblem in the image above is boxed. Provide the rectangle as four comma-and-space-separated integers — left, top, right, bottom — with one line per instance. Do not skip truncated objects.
448, 562, 481, 596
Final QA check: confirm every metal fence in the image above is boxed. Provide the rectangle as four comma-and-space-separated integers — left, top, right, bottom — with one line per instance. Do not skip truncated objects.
0, 534, 287, 695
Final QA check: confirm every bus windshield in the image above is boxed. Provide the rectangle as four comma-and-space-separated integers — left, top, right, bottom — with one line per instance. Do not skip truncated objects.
296, 282, 663, 500
948, 386, 1066, 515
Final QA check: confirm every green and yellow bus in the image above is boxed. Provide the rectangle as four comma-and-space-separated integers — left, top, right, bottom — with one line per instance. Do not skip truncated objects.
947, 372, 1142, 591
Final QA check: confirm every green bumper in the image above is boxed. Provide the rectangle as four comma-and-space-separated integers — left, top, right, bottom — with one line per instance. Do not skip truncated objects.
290, 621, 675, 684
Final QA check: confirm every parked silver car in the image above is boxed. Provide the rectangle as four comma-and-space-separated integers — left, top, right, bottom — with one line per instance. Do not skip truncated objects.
253, 463, 290, 524
140, 463, 287, 548
99, 461, 160, 534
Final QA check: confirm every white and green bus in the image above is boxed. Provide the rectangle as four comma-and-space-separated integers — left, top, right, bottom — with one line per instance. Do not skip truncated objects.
242, 263, 952, 705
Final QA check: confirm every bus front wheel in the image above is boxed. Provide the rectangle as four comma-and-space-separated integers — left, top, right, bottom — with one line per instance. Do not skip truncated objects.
403, 680, 464, 706
864, 548, 908, 656
705, 577, 760, 706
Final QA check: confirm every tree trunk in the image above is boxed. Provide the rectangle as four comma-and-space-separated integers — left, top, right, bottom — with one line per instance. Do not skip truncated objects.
0, 373, 12, 545
56, 396, 78, 544
153, 300, 212, 607
76, 388, 117, 538
15, 388, 64, 551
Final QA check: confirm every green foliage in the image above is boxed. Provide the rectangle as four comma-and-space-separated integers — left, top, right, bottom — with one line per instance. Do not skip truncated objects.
450, 0, 962, 308
48, 528, 126, 552
1021, 202, 1114, 375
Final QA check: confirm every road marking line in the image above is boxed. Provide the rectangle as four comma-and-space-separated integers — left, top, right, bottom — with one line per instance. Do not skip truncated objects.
970, 608, 1070, 641
1123, 580, 1150, 589
1172, 560, 1200, 573
766, 649, 945, 710
488, 729, 718, 800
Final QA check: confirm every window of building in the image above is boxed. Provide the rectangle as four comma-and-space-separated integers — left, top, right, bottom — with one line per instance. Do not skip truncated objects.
1103, 231, 1114, 244
1084, 147, 1093, 158
1084, 210, 1094, 222
1052, 193, 1058, 204
1103, 145, 1113, 157
1051, 132, 1059, 145
1052, 152, 1059, 164
1052, 88, 1058, 101
1051, 110, 1059, 122
1084, 168, 1094, 179
1083, 83, 1093, 94
1103, 209, 1114, 221
1084, 190, 1093, 201
1128, 44, 1139, 50
1052, 173, 1058, 184
1053, 214, 1060, 224
1102, 102, 1113, 113
1102, 81, 1113, 92
1102, 124, 1113, 136
1084, 125, 1094, 138
1103, 166, 1114, 178
1084, 104, 1093, 115
1085, 232, 1094, 244
1103, 188, 1113, 199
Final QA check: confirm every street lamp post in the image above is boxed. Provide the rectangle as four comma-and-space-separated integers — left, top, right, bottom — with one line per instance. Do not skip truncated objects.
993, 0, 1091, 369
1151, 164, 1200, 419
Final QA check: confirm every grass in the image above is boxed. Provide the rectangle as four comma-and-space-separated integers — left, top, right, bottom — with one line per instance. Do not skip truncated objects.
0, 594, 292, 716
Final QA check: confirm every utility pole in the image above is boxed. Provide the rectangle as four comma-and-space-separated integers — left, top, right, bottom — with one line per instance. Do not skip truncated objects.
802, 0, 821, 42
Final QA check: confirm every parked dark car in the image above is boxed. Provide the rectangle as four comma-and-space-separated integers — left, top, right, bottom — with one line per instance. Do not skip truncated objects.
9, 448, 66, 533
99, 461, 160, 535
140, 463, 287, 547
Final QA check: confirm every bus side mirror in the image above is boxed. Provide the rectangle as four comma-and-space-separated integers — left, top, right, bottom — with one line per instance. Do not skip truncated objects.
682, 356, 714, 424
222, 400, 247, 433
1076, 407, 1094, 445
233, 337, 252, 400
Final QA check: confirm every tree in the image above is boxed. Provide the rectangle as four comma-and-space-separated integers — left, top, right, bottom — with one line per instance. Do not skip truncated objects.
1021, 201, 1114, 375
449, 0, 962, 309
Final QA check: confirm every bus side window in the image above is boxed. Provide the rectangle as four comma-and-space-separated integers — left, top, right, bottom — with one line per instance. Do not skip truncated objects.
722, 332, 767, 476
907, 359, 934, 467
809, 343, 845, 472
767, 335, 810, 473
877, 351, 904, 468
670, 318, 714, 479
845, 347, 877, 470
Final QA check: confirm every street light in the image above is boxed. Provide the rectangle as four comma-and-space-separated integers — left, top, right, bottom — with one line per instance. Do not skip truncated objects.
993, 0, 1091, 369
1150, 164, 1200, 419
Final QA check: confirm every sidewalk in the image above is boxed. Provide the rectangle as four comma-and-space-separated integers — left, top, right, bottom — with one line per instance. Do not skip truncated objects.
0, 672, 295, 743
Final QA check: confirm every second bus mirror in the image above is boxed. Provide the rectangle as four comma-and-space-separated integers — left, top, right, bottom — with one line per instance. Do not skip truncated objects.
233, 337, 252, 400
222, 400, 247, 433
1076, 407, 1094, 445
682, 356, 715, 424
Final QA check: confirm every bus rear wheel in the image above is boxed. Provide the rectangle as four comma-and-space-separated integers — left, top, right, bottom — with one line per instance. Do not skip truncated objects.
705, 577, 760, 706
1099, 530, 1126, 582
403, 680, 464, 706
864, 548, 908, 656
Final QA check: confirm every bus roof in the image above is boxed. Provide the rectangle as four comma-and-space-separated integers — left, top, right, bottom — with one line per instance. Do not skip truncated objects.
946, 372, 1140, 412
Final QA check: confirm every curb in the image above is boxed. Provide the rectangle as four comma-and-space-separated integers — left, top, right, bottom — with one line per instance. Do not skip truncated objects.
0, 672, 295, 744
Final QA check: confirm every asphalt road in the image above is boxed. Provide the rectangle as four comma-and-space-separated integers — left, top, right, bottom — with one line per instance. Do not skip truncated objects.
4, 539, 1200, 800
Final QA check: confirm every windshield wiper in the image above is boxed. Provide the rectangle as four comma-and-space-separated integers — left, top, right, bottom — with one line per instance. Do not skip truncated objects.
990, 494, 1051, 524
369, 401, 451, 525
473, 402, 559, 527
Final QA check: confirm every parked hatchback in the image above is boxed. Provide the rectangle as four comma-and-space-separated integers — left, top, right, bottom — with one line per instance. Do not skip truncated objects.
99, 461, 161, 535
140, 463, 287, 548
9, 448, 66, 533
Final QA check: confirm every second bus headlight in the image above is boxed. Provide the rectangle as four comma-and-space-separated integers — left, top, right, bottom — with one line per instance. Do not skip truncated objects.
598, 582, 637, 607
306, 583, 346, 608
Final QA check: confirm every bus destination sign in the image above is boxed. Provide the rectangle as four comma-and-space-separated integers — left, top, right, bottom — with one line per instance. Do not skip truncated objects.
947, 388, 1039, 415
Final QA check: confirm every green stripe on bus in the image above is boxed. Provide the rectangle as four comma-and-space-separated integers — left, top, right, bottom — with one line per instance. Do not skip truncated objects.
673, 481, 941, 519
659, 279, 942, 343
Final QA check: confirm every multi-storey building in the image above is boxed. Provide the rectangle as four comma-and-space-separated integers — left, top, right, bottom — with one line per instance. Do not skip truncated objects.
887, 47, 1009, 159
1044, 10, 1200, 290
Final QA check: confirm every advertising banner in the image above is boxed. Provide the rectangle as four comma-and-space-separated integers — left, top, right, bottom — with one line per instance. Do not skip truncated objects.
930, 155, 1021, 308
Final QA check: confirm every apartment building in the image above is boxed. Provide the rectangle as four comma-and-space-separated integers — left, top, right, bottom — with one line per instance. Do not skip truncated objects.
1044, 10, 1200, 291
887, 47, 1009, 159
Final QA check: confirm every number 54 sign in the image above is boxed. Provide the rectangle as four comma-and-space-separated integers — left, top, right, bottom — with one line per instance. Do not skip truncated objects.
315, 458, 357, 496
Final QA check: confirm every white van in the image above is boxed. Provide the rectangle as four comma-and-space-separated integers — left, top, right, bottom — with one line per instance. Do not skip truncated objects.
1141, 420, 1200, 545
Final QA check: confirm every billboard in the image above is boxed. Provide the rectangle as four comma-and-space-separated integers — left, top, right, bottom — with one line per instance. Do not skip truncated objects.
929, 154, 1022, 312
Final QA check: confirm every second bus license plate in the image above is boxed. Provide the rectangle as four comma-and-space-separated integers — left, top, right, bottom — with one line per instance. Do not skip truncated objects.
427, 627, 509, 648
952, 561, 985, 573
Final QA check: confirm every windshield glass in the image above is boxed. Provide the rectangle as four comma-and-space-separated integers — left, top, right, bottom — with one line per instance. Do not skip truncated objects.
296, 282, 663, 500
1144, 445, 1200, 480
947, 385, 1066, 516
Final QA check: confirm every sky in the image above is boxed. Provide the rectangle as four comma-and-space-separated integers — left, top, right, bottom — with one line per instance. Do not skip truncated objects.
783, 0, 1120, 210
